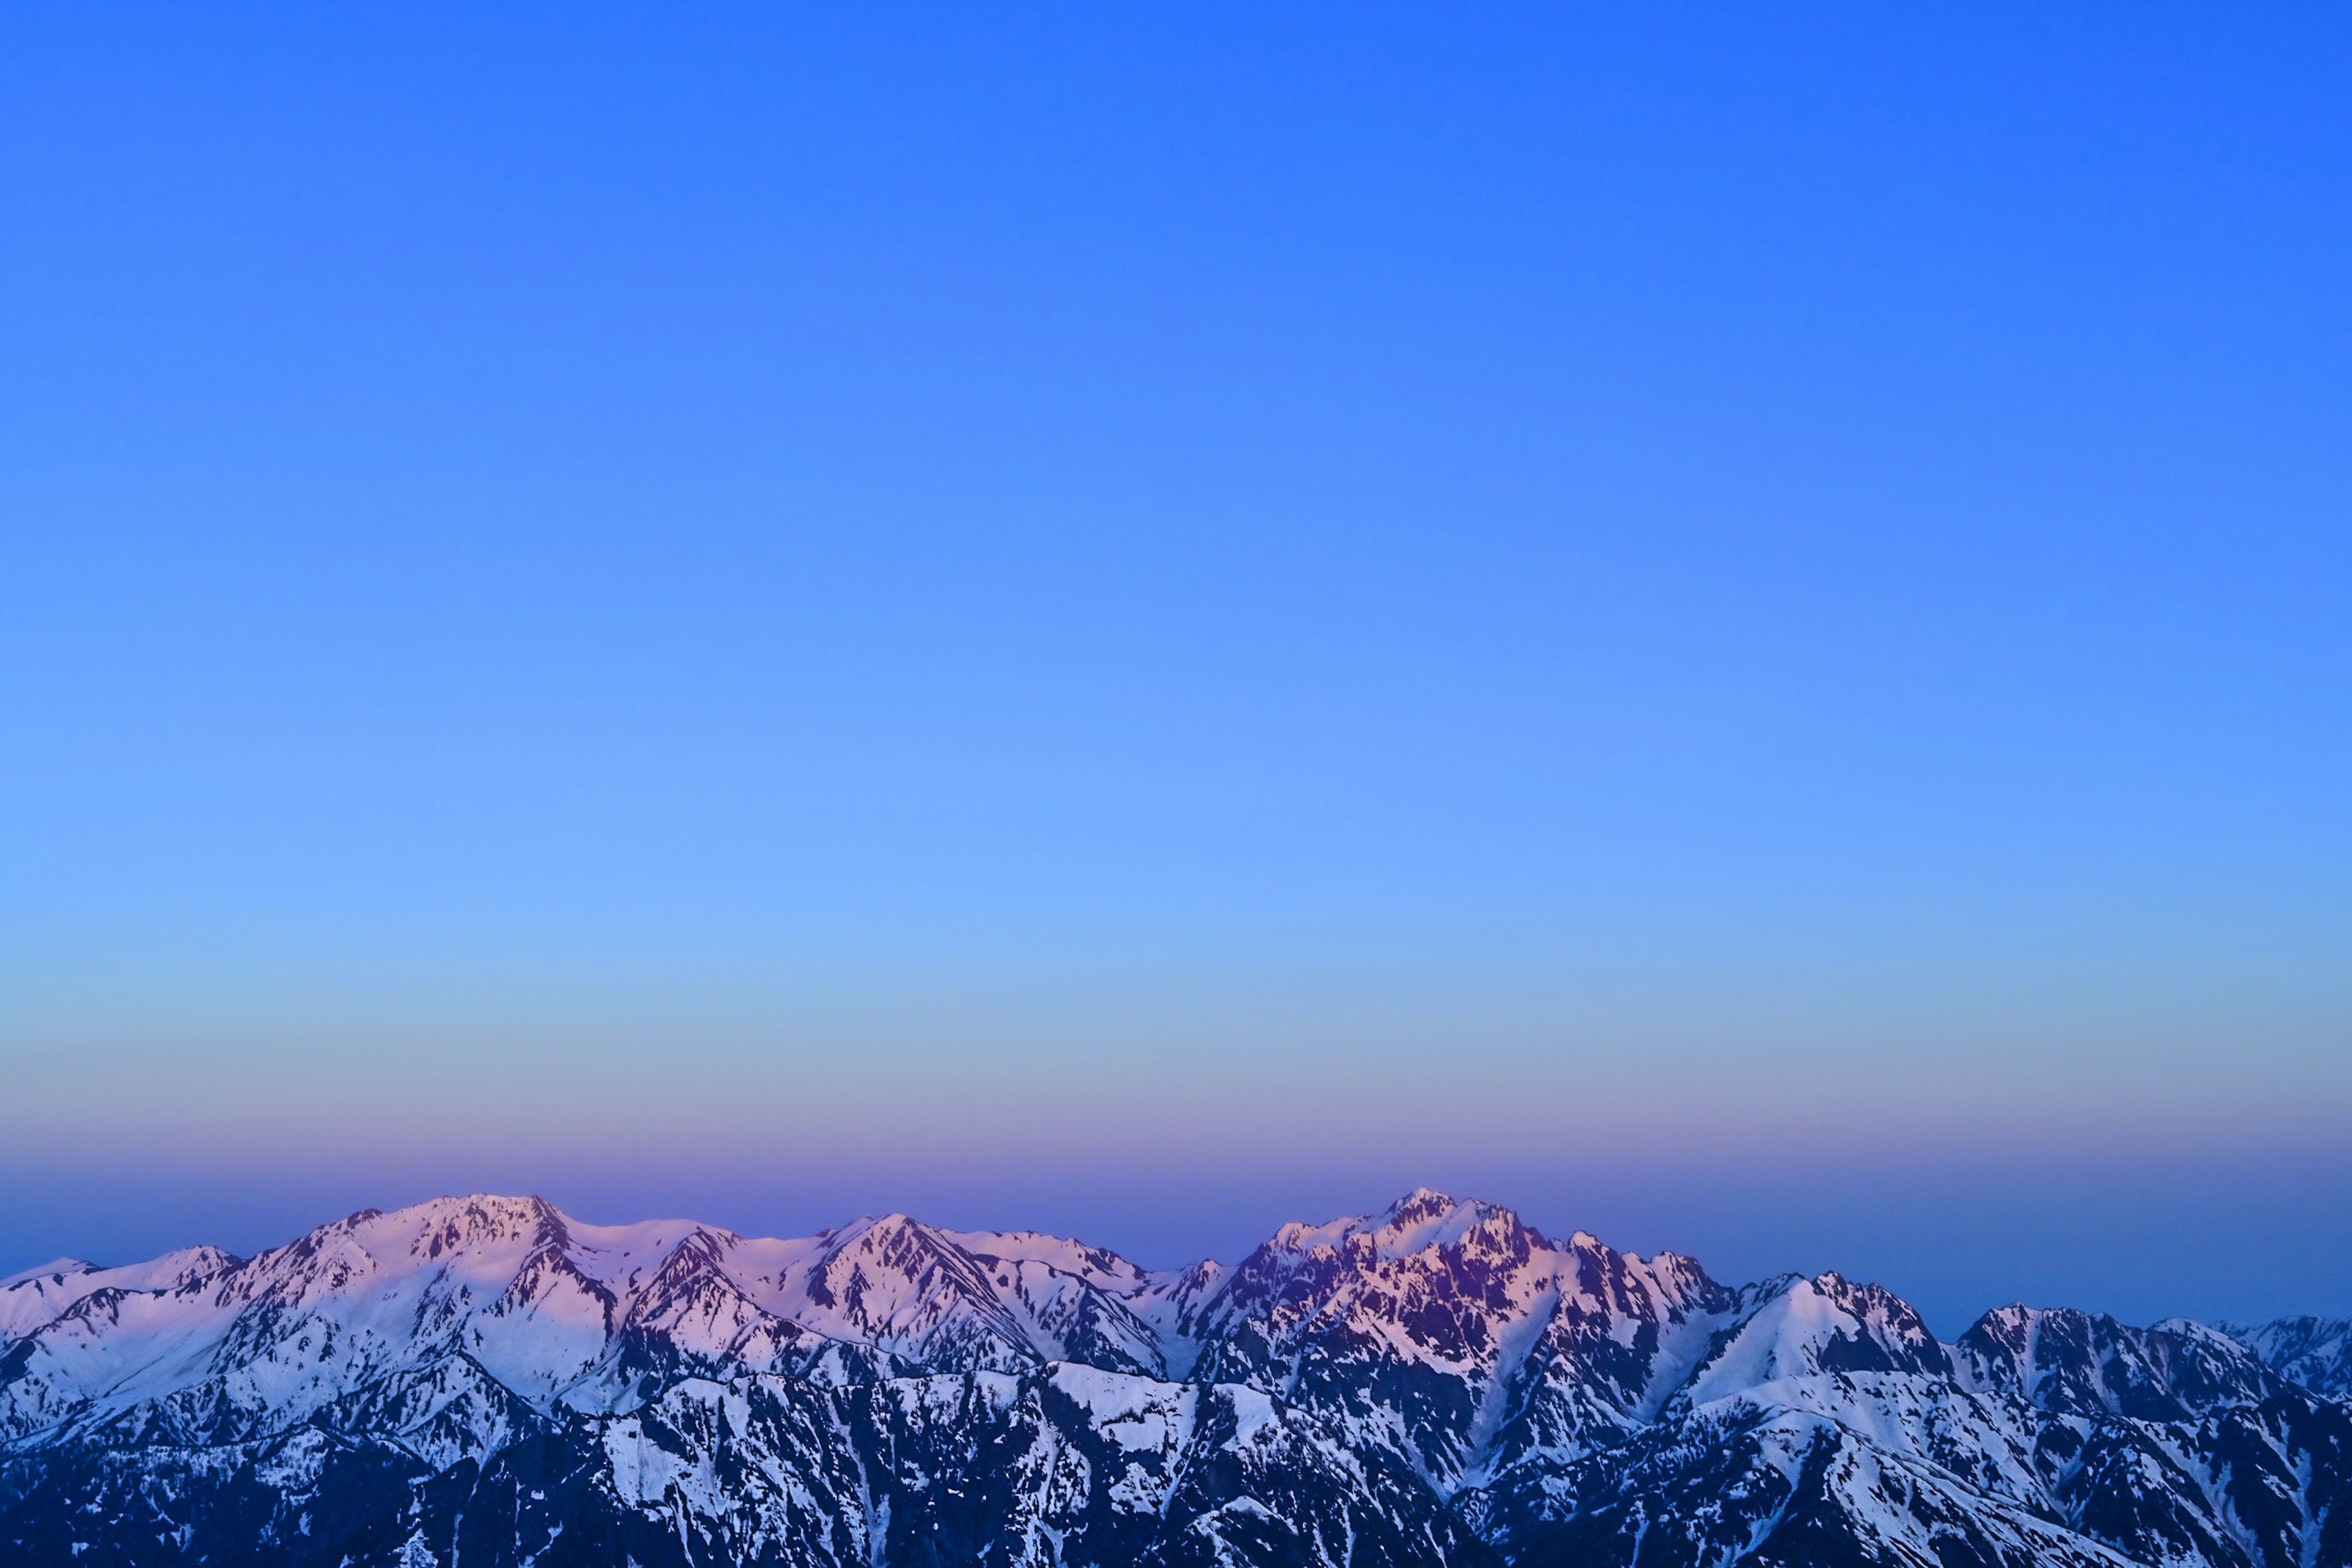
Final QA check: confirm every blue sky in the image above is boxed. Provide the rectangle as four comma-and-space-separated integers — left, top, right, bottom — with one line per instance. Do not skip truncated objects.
4, 2, 2349, 1332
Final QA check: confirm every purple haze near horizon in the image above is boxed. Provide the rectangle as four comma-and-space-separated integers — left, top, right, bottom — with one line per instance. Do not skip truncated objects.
2, 2, 2348, 1336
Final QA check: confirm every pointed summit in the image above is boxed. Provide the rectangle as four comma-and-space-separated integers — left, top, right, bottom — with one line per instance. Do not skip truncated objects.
1367, 1188, 1538, 1257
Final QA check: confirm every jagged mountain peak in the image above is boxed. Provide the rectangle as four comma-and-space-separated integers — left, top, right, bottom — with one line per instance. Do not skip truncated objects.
216, 1194, 578, 1309
1665, 1269, 1950, 1419
782, 1208, 1168, 1377
2225, 1313, 2352, 1399
826, 1209, 924, 1239
1261, 1188, 1542, 1265
1953, 1301, 2287, 1422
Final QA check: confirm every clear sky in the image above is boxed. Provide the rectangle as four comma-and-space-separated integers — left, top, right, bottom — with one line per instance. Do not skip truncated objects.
3, 3, 2348, 1334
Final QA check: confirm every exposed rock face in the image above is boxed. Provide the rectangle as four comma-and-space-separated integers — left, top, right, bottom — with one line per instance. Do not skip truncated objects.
3, 1190, 2346, 1566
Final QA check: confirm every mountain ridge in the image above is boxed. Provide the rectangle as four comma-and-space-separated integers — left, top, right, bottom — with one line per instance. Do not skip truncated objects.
4, 1188, 2346, 1567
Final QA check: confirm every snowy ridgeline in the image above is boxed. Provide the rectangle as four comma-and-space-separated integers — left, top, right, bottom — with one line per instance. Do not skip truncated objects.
1, 1189, 2347, 1568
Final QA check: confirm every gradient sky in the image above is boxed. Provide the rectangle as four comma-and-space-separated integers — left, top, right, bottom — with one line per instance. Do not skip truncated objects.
4, 2, 2349, 1335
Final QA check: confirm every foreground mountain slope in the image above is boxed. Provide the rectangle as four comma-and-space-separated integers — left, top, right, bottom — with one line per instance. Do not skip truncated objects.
3, 1190, 2346, 1567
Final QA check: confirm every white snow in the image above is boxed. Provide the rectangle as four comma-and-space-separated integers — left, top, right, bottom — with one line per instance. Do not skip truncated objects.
4, 1185, 2323, 1568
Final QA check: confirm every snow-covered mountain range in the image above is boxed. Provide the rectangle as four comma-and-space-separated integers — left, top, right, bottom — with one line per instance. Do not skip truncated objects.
2, 1189, 2345, 1567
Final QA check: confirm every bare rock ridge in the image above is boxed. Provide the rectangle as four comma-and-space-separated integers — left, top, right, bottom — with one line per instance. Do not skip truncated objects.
1, 1188, 2345, 1567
